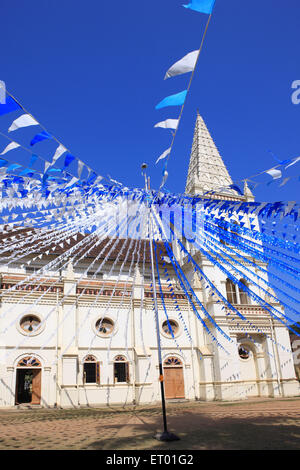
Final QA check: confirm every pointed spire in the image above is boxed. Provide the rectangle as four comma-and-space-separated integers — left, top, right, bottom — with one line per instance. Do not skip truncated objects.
243, 180, 255, 201
185, 113, 237, 197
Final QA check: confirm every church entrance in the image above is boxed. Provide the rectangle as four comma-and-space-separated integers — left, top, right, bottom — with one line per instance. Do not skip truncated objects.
163, 357, 185, 399
15, 357, 42, 405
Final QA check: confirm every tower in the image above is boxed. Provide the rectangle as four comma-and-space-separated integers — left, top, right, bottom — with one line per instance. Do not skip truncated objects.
185, 112, 248, 199
183, 113, 299, 400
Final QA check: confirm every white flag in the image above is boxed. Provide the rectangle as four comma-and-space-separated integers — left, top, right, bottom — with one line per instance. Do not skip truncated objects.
0, 141, 20, 155
65, 176, 78, 188
266, 168, 282, 179
154, 119, 179, 130
8, 114, 39, 132
164, 50, 198, 80
52, 144, 67, 164
285, 156, 300, 169
156, 147, 171, 164
77, 160, 84, 178
44, 161, 51, 173
159, 170, 168, 190
94, 176, 103, 185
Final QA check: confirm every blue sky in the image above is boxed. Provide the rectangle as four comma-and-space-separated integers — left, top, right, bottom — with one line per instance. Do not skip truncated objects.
0, 0, 299, 199
0, 0, 299, 322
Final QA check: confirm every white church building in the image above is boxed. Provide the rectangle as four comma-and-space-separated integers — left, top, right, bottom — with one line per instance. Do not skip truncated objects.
0, 114, 298, 408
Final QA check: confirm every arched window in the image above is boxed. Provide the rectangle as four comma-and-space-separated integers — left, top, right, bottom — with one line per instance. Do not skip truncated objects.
226, 278, 250, 305
83, 355, 100, 384
164, 356, 182, 367
17, 356, 41, 368
226, 279, 237, 304
239, 279, 250, 305
114, 355, 129, 383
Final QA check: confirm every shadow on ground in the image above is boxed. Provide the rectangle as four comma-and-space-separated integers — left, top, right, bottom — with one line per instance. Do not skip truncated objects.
0, 399, 300, 450
87, 414, 300, 450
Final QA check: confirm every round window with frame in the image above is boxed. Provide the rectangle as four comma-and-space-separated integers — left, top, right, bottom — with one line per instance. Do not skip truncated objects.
238, 345, 251, 360
20, 315, 41, 335
162, 319, 179, 338
95, 317, 115, 337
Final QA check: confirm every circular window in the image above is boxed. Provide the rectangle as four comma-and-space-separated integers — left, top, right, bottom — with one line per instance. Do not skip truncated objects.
95, 318, 114, 337
238, 345, 251, 360
162, 319, 179, 337
20, 315, 41, 334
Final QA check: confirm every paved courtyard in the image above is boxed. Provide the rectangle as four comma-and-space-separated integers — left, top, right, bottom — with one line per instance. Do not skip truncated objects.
0, 397, 299, 450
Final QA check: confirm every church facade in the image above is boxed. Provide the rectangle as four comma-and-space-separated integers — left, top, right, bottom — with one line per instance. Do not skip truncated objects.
0, 115, 298, 408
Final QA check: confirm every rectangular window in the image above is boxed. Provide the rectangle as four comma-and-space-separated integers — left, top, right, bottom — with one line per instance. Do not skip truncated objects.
226, 282, 237, 304
84, 363, 96, 383
239, 290, 249, 305
114, 362, 129, 383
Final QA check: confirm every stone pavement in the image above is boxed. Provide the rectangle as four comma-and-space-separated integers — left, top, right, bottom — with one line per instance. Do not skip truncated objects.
0, 397, 299, 450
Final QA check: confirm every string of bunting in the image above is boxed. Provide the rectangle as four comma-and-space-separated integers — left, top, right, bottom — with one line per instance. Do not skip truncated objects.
153, 0, 216, 190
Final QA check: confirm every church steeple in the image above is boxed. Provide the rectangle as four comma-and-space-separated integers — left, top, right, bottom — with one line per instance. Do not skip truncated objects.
185, 113, 237, 197
243, 180, 254, 201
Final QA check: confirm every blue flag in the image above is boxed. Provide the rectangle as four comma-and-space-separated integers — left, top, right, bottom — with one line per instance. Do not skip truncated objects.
30, 131, 52, 146
229, 184, 243, 196
29, 154, 38, 168
155, 90, 187, 109
6, 163, 22, 172
87, 171, 97, 184
48, 168, 62, 173
19, 168, 35, 177
0, 95, 21, 116
64, 153, 76, 168
183, 0, 215, 14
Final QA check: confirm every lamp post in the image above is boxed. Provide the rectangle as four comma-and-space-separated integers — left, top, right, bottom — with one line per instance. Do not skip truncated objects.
141, 163, 179, 442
